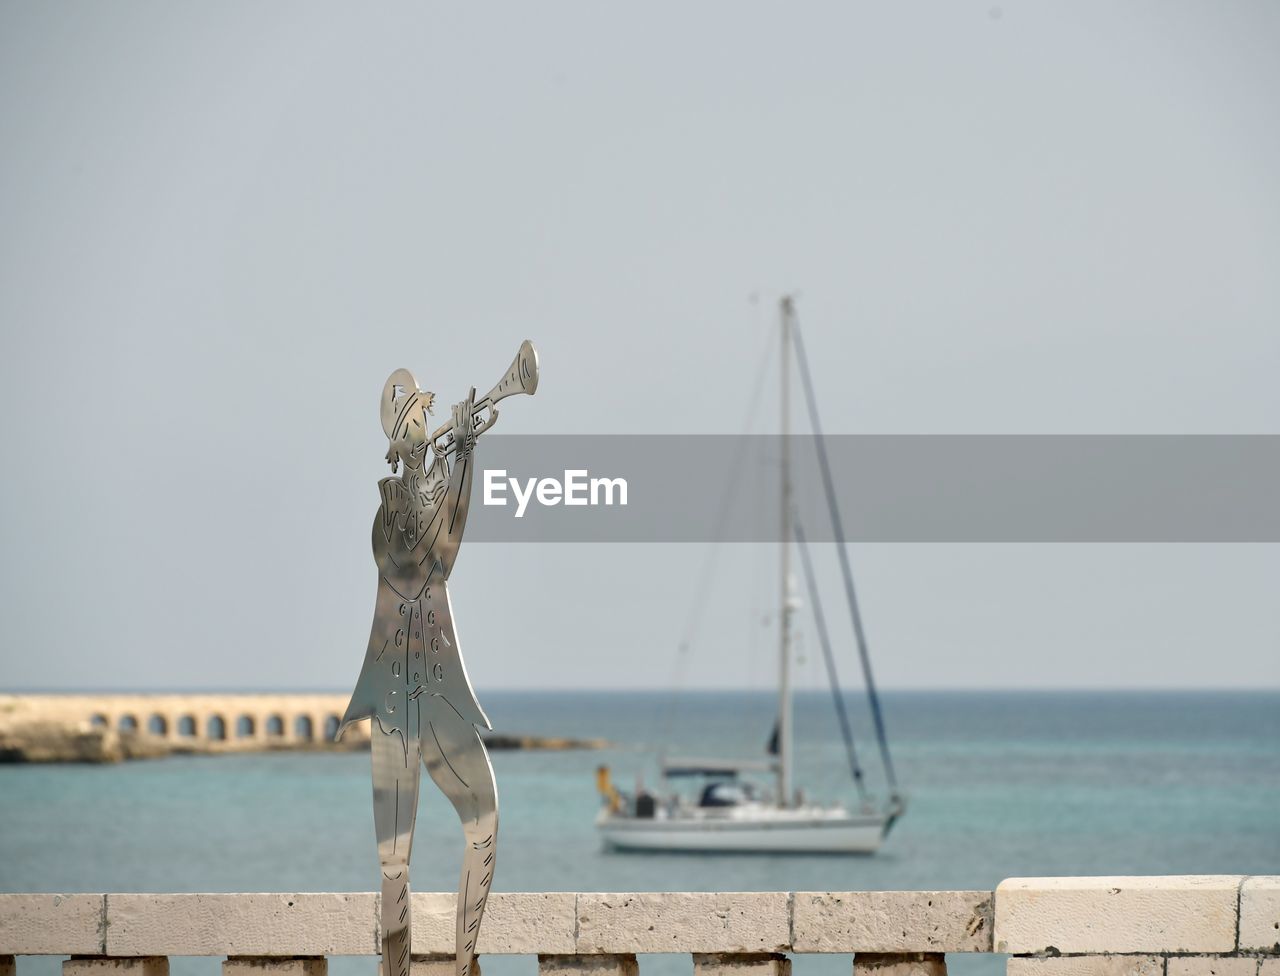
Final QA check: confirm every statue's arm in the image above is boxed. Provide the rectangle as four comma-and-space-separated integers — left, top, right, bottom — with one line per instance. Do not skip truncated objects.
424, 392, 478, 577
425, 451, 473, 578
376, 479, 409, 541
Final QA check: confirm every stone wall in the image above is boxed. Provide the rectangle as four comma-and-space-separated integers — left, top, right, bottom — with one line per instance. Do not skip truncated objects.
0, 877, 1276, 976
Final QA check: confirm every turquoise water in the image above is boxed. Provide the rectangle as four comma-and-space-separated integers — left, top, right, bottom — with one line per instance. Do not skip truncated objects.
2, 691, 1278, 976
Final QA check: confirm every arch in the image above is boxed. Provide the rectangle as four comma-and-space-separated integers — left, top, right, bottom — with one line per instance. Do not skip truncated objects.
266, 714, 284, 737
236, 715, 256, 738
323, 714, 341, 740
90, 714, 108, 728
147, 714, 168, 736
177, 715, 197, 737
294, 715, 314, 741
118, 714, 139, 733
207, 715, 227, 741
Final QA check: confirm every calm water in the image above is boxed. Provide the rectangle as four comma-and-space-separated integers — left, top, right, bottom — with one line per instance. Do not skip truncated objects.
2, 691, 1278, 976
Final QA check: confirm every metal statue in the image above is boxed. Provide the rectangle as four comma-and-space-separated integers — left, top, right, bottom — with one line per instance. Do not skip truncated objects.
337, 341, 540, 976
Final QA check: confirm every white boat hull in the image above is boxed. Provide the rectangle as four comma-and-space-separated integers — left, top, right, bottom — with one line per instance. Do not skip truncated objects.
597, 807, 890, 854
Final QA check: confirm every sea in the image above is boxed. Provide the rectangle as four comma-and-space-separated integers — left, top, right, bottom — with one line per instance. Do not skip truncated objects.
2, 691, 1278, 976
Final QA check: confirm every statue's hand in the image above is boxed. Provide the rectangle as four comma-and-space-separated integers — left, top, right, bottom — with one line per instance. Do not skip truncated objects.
451, 387, 479, 460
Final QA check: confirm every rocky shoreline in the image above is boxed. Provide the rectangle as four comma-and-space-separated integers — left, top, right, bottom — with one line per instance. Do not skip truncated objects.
0, 720, 608, 763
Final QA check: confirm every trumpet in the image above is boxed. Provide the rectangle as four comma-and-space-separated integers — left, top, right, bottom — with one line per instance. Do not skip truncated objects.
430, 339, 540, 456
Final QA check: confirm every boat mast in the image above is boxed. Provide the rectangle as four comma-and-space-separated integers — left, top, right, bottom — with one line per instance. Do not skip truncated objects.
777, 295, 795, 808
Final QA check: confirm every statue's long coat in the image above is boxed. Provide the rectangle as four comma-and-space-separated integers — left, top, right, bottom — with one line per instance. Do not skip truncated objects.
338, 453, 489, 745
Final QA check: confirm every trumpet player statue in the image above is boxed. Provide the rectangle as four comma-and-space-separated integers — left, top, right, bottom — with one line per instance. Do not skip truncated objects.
337, 341, 539, 976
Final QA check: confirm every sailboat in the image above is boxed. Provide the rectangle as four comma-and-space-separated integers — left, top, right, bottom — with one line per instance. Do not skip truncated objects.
595, 296, 906, 854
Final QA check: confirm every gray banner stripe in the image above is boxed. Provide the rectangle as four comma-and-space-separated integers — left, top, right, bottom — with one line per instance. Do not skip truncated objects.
459, 435, 1280, 542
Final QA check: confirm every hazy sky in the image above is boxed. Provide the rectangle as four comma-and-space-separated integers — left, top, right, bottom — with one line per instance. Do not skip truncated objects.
1, 2, 1277, 693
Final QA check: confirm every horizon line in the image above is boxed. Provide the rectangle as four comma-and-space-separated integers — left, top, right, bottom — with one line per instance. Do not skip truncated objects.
3, 685, 1276, 695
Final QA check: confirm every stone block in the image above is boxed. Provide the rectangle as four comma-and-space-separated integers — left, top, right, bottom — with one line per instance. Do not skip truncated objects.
407, 893, 576, 954
693, 954, 791, 976
854, 953, 946, 976
1259, 960, 1279, 976
794, 891, 993, 953
994, 877, 1240, 954
222, 960, 326, 976
105, 894, 376, 955
410, 956, 479, 976
64, 959, 169, 976
1005, 958, 1163, 976
0, 895, 105, 954
1167, 958, 1258, 976
538, 956, 638, 976
1240, 876, 1280, 952
576, 893, 789, 954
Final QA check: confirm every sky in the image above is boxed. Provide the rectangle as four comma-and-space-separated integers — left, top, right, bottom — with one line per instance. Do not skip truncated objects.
0, 1, 1277, 693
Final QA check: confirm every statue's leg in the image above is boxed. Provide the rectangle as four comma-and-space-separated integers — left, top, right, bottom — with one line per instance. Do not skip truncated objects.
372, 721, 421, 976
420, 705, 498, 976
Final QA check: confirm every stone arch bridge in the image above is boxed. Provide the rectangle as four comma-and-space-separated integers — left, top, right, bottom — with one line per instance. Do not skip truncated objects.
0, 694, 370, 750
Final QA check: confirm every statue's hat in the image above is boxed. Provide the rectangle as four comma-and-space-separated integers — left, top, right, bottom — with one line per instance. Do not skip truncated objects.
380, 368, 435, 440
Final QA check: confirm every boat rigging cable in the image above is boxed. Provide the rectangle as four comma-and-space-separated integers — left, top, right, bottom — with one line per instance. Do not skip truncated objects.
653, 321, 777, 747
793, 515, 868, 799
789, 316, 901, 798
